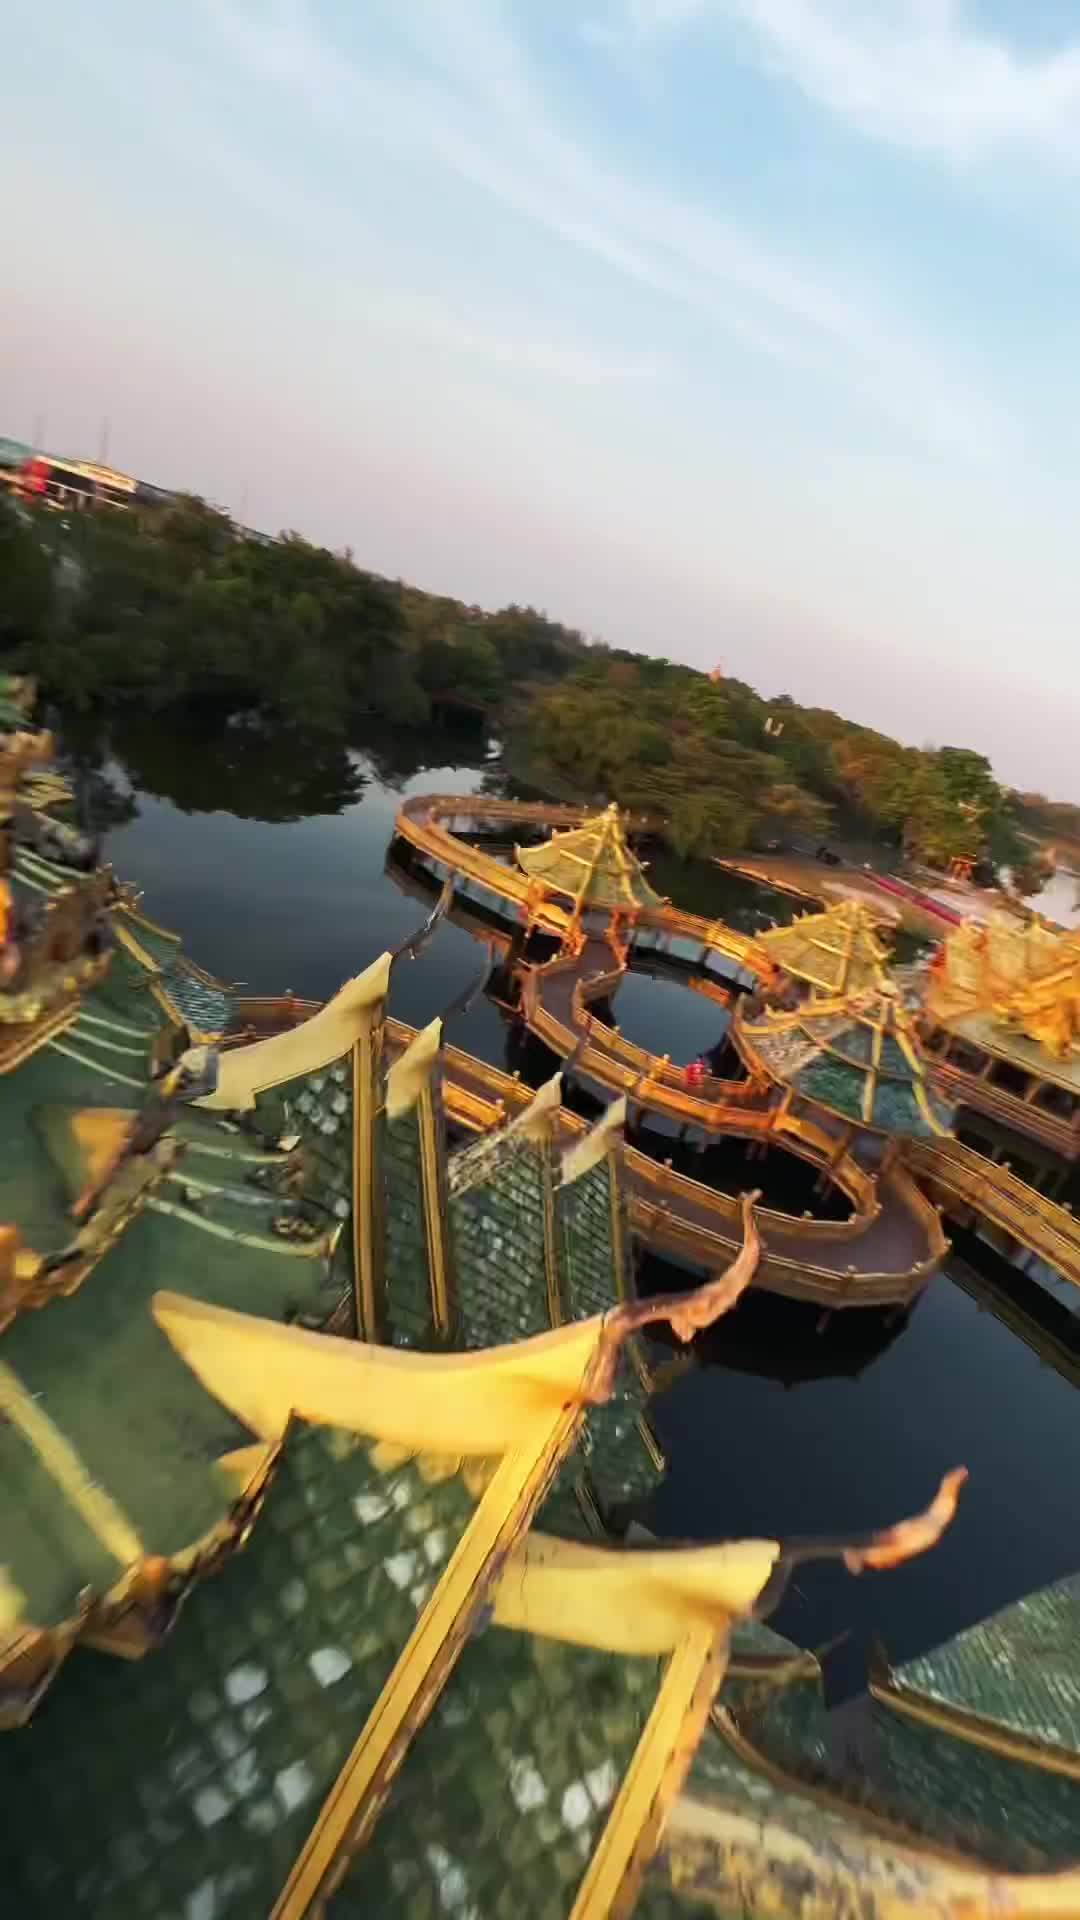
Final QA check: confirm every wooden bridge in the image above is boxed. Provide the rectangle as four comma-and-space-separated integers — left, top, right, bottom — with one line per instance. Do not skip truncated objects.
904, 1135, 1080, 1289
392, 793, 765, 973
519, 933, 762, 1129
231, 994, 948, 1309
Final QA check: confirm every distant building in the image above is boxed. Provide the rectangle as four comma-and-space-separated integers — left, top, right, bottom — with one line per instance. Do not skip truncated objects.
3, 449, 137, 511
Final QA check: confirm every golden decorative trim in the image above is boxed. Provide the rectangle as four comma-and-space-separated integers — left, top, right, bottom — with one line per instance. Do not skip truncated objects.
562, 1096, 627, 1186
573, 1626, 726, 1919
384, 1018, 442, 1120
0, 1359, 144, 1564
198, 953, 392, 1112
492, 1536, 779, 1653
869, 1654, 1080, 1782
151, 1291, 616, 1455
351, 1028, 383, 1341
541, 1132, 563, 1328
417, 1079, 453, 1339
111, 916, 164, 977
273, 1403, 586, 1918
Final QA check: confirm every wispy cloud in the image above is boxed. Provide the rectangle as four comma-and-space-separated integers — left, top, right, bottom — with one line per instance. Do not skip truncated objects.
639, 0, 1080, 166
355, 287, 670, 385
199, 0, 1002, 462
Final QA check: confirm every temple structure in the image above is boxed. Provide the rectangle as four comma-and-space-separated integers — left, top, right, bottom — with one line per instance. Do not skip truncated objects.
921, 911, 1080, 1158
735, 980, 954, 1149
516, 801, 667, 937
6, 717, 1080, 1911
755, 897, 891, 999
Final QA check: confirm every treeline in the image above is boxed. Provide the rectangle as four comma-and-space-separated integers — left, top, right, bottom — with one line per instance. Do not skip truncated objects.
1012, 792, 1080, 859
0, 493, 588, 732
0, 492, 1035, 875
521, 656, 1031, 872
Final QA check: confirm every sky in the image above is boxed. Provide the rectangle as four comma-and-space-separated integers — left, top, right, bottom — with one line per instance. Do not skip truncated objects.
4, 2, 1080, 795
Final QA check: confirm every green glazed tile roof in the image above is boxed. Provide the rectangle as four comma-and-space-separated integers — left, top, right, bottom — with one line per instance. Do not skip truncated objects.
696, 1621, 1063, 1875
869, 1701, 1080, 1866
114, 917, 232, 1032
3, 1203, 265, 1629
328, 1622, 663, 1920
557, 1159, 661, 1529
450, 1132, 552, 1348
743, 992, 953, 1140
895, 1570, 1080, 1755
0, 1424, 480, 1919
384, 1105, 440, 1348
0, 1027, 149, 1255
0, 924, 361, 1624
684, 1621, 1080, 1873
516, 807, 665, 911
164, 967, 231, 1032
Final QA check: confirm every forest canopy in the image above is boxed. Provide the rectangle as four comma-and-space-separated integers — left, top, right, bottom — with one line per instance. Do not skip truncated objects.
0, 492, 1032, 870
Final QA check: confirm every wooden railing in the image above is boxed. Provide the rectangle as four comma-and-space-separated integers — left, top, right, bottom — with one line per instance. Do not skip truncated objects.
522, 955, 762, 1121
392, 793, 766, 970
571, 982, 748, 1100
905, 1137, 1080, 1285
227, 1000, 935, 1306
625, 1148, 879, 1244
628, 1192, 935, 1307
928, 1057, 1080, 1159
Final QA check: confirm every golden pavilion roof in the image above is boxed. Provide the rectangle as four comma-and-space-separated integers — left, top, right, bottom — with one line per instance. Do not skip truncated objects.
738, 981, 953, 1138
516, 803, 666, 912
757, 898, 890, 996
924, 910, 1080, 1070
926, 910, 1064, 1019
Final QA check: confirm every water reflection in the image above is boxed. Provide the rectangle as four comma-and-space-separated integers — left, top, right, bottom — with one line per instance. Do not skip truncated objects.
115, 712, 369, 822
66, 706, 1080, 1692
638, 1252, 910, 1384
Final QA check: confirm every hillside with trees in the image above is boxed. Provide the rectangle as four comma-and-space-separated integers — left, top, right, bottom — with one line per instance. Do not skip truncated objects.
0, 491, 1033, 872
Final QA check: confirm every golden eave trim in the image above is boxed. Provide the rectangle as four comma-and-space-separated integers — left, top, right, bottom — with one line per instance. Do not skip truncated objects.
272, 1400, 585, 1919
417, 1076, 454, 1339
869, 1660, 1080, 1782
0, 1358, 143, 1567
151, 1290, 612, 1455
385, 1017, 442, 1120
492, 1534, 779, 1654
572, 1625, 727, 1920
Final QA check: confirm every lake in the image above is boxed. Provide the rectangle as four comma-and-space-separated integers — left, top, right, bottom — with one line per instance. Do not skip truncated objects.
94, 711, 1080, 1701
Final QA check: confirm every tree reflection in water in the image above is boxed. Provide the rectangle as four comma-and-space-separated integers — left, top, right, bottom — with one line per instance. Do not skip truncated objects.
58, 705, 495, 830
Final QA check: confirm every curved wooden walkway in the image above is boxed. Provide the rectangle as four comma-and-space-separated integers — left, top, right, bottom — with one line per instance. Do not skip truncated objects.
393, 793, 764, 973
904, 1136, 1080, 1289
231, 995, 946, 1309
426, 1030, 946, 1310
520, 934, 759, 1128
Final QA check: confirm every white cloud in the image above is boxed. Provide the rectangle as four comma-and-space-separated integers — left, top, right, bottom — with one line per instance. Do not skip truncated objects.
354, 286, 670, 384
196, 0, 1002, 463
655, 1, 1080, 165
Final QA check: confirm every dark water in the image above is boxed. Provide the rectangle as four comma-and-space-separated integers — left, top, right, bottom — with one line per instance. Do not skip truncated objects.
97, 713, 1080, 1697
597, 968, 729, 1064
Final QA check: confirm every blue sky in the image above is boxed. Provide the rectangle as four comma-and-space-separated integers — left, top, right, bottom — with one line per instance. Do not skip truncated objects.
4, 2, 1080, 793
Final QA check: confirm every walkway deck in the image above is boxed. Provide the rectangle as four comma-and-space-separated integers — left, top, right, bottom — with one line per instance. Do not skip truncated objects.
905, 1136, 1080, 1289
230, 996, 946, 1309
521, 933, 760, 1128
393, 793, 765, 974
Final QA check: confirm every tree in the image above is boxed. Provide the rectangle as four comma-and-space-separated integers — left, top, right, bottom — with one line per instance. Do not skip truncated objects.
0, 499, 56, 657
